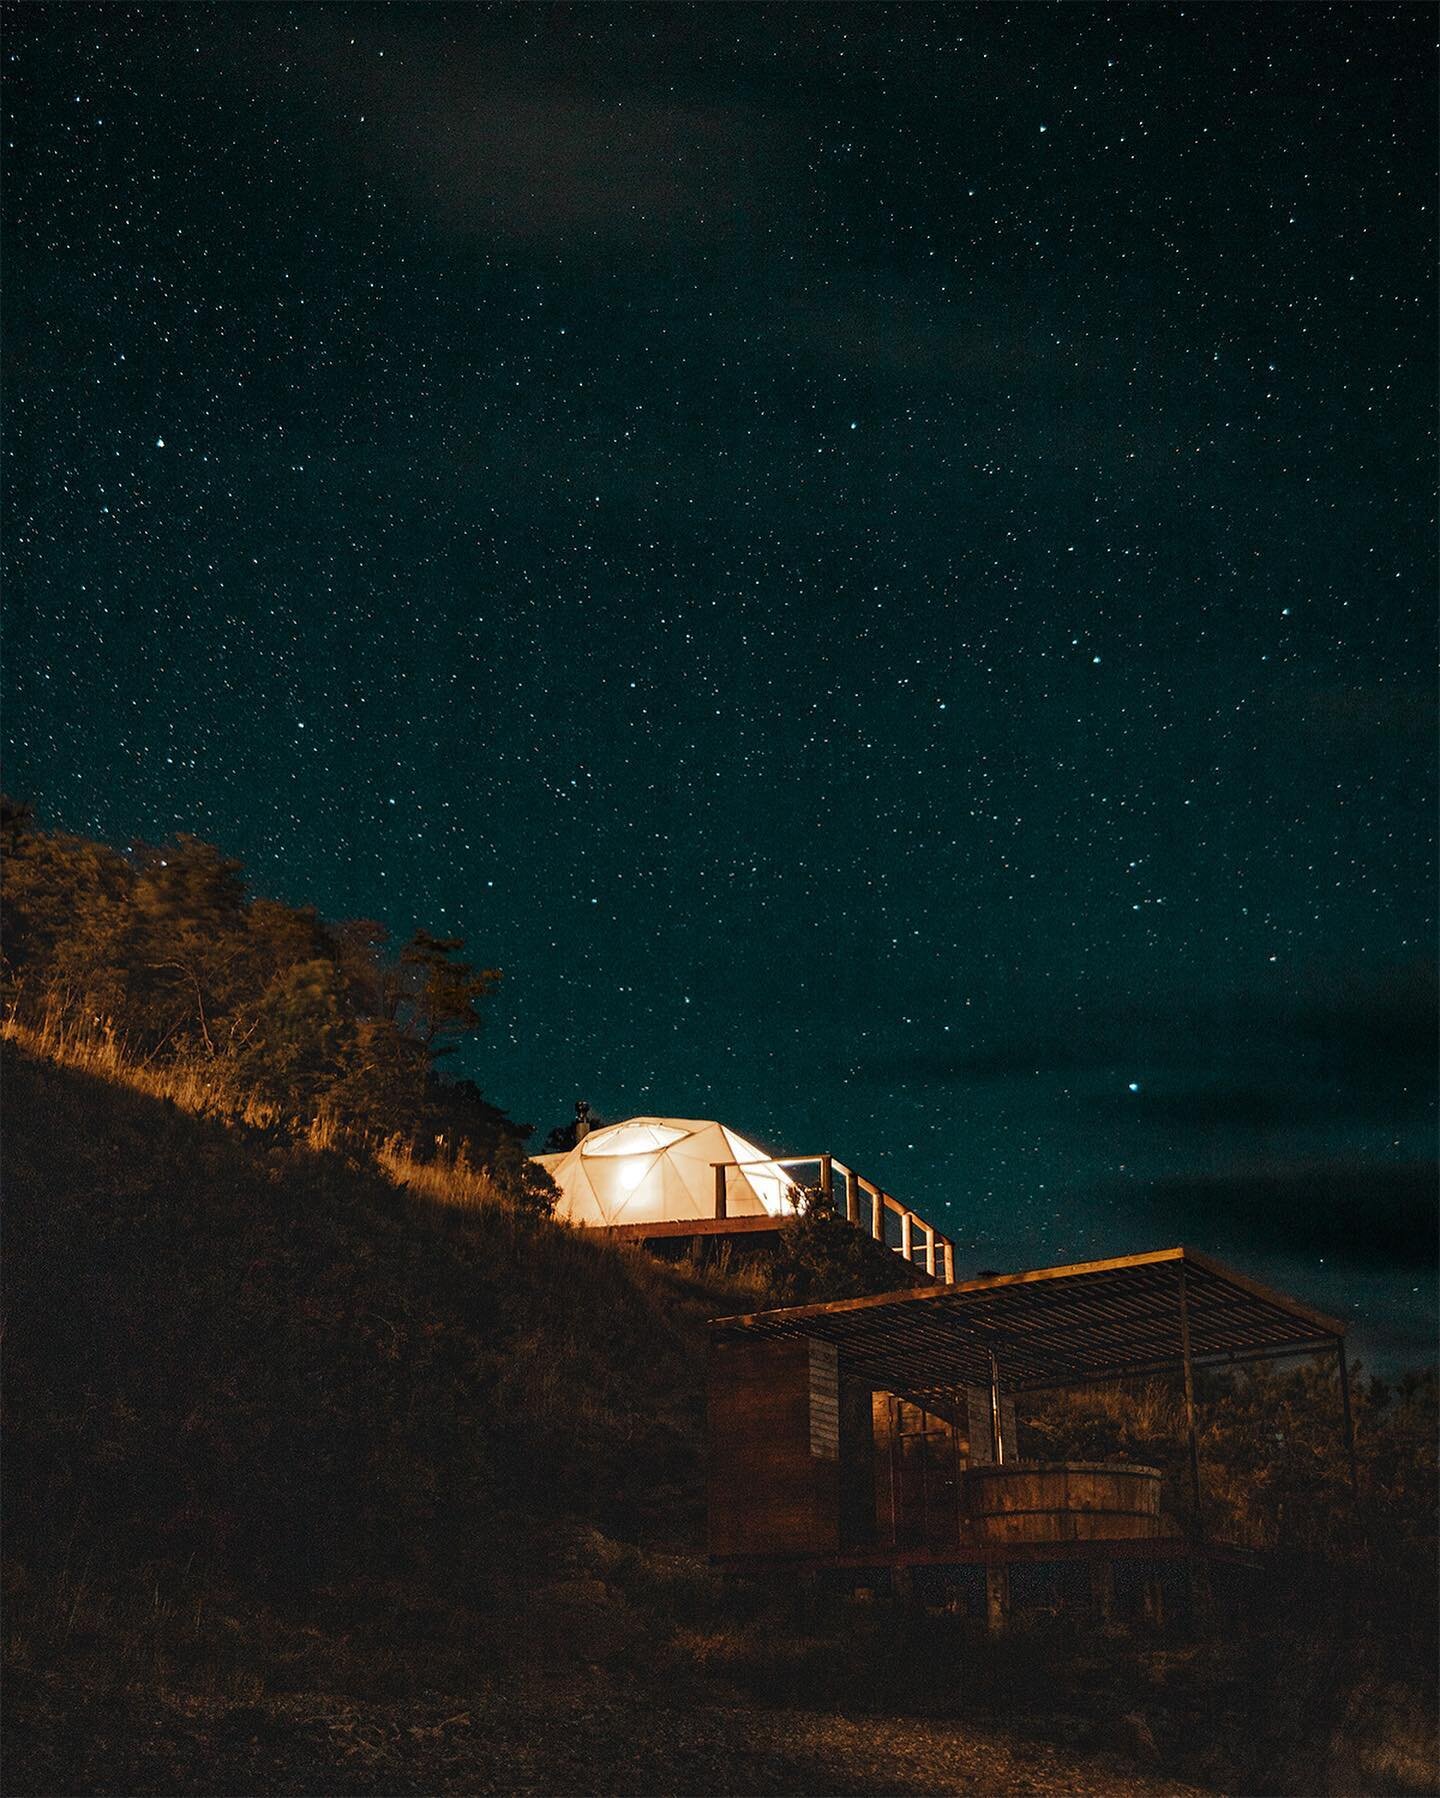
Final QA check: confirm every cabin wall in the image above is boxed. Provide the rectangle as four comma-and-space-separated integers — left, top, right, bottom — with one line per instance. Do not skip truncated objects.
708, 1337, 846, 1557
838, 1373, 878, 1547
872, 1393, 968, 1549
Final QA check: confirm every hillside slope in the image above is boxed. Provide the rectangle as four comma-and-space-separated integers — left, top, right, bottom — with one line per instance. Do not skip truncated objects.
3, 1039, 727, 1597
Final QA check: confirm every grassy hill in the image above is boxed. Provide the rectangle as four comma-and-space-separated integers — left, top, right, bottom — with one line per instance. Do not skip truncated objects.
5, 1038, 1437, 1796
3, 1037, 739, 1580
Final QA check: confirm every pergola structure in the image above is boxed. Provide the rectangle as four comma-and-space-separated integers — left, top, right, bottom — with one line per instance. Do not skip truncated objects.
707, 1247, 1357, 1614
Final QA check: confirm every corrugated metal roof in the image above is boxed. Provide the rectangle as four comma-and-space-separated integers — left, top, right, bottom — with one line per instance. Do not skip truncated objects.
711, 1247, 1345, 1399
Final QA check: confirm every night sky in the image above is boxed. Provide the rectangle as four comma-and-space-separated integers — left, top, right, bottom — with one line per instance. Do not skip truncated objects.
4, 6, 1435, 1363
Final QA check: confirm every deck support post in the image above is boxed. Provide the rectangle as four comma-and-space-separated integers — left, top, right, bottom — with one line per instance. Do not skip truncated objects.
984, 1563, 1009, 1634
1187, 1554, 1215, 1624
1090, 1558, 1116, 1624
1177, 1262, 1204, 1542
713, 1163, 727, 1220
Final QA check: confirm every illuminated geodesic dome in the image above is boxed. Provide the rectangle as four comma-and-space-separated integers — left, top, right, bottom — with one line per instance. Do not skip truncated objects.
532, 1116, 800, 1227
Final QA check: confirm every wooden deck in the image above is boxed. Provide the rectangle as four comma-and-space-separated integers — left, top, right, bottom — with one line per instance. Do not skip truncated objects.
710, 1152, 959, 1283
588, 1150, 959, 1285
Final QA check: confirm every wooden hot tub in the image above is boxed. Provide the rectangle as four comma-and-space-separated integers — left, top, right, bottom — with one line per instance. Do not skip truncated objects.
967, 1461, 1174, 1543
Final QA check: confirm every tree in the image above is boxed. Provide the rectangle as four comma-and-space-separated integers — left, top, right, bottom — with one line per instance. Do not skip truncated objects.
242, 959, 356, 1114
489, 1134, 560, 1221
1, 823, 134, 1025
127, 837, 251, 1057
2, 812, 539, 1189
763, 1184, 915, 1305
396, 930, 500, 1058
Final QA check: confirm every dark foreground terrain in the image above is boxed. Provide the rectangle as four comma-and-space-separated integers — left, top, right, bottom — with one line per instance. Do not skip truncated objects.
13, 1671, 1218, 1797
4, 1041, 1436, 1796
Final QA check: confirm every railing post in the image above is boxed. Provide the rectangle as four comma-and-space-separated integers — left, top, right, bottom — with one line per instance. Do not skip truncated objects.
713, 1163, 728, 1220
923, 1221, 936, 1277
871, 1183, 885, 1241
844, 1166, 860, 1226
900, 1211, 914, 1262
817, 1152, 834, 1211
942, 1239, 955, 1284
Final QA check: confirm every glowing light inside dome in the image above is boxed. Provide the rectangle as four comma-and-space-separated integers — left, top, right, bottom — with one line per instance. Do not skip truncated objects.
581, 1121, 688, 1157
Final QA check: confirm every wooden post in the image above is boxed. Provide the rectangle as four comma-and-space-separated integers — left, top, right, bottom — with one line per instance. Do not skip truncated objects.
713, 1163, 727, 1220
1188, 1555, 1214, 1624
900, 1211, 914, 1262
871, 1183, 885, 1242
817, 1152, 834, 1211
844, 1166, 860, 1226
985, 1562, 1009, 1634
942, 1239, 955, 1284
1090, 1558, 1116, 1624
923, 1222, 936, 1278
1177, 1261, 1204, 1542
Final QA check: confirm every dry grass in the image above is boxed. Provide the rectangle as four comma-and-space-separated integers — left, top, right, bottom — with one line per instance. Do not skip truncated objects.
373, 1138, 506, 1211
0, 1013, 516, 1214
2, 1013, 267, 1123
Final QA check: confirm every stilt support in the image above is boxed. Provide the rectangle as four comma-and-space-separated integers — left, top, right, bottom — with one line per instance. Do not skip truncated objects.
1090, 1558, 1116, 1624
985, 1564, 1010, 1634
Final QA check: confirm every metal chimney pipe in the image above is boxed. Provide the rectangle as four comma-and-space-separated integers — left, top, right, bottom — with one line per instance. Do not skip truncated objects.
574, 1100, 591, 1143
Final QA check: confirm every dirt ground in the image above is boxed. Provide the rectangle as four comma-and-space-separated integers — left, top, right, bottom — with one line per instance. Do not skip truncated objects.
9, 1668, 1215, 1797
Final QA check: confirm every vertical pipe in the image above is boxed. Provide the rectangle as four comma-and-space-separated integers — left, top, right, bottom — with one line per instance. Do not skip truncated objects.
952, 1384, 964, 1550
989, 1349, 1005, 1466
1177, 1261, 1204, 1542
844, 1166, 860, 1226
713, 1163, 727, 1220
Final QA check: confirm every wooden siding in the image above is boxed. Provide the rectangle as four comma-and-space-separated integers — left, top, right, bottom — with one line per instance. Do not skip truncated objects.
707, 1337, 842, 1557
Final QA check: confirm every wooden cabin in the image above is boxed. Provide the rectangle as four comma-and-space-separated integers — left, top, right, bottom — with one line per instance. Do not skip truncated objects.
708, 1247, 1354, 1626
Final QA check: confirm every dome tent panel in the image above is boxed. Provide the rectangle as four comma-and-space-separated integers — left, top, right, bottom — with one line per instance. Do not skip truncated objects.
534, 1116, 800, 1228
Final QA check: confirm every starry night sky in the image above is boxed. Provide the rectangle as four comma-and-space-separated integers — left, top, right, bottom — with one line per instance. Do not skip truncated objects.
4, 6, 1435, 1361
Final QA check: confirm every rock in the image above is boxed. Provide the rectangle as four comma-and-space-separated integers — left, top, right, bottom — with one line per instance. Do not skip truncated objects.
1118, 1710, 1160, 1762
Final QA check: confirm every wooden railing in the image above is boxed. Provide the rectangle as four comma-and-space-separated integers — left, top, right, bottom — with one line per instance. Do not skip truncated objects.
710, 1154, 956, 1285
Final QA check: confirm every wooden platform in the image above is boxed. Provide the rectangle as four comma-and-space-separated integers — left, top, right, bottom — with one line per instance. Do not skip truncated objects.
597, 1215, 786, 1245
594, 1214, 940, 1282
710, 1536, 1262, 1571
